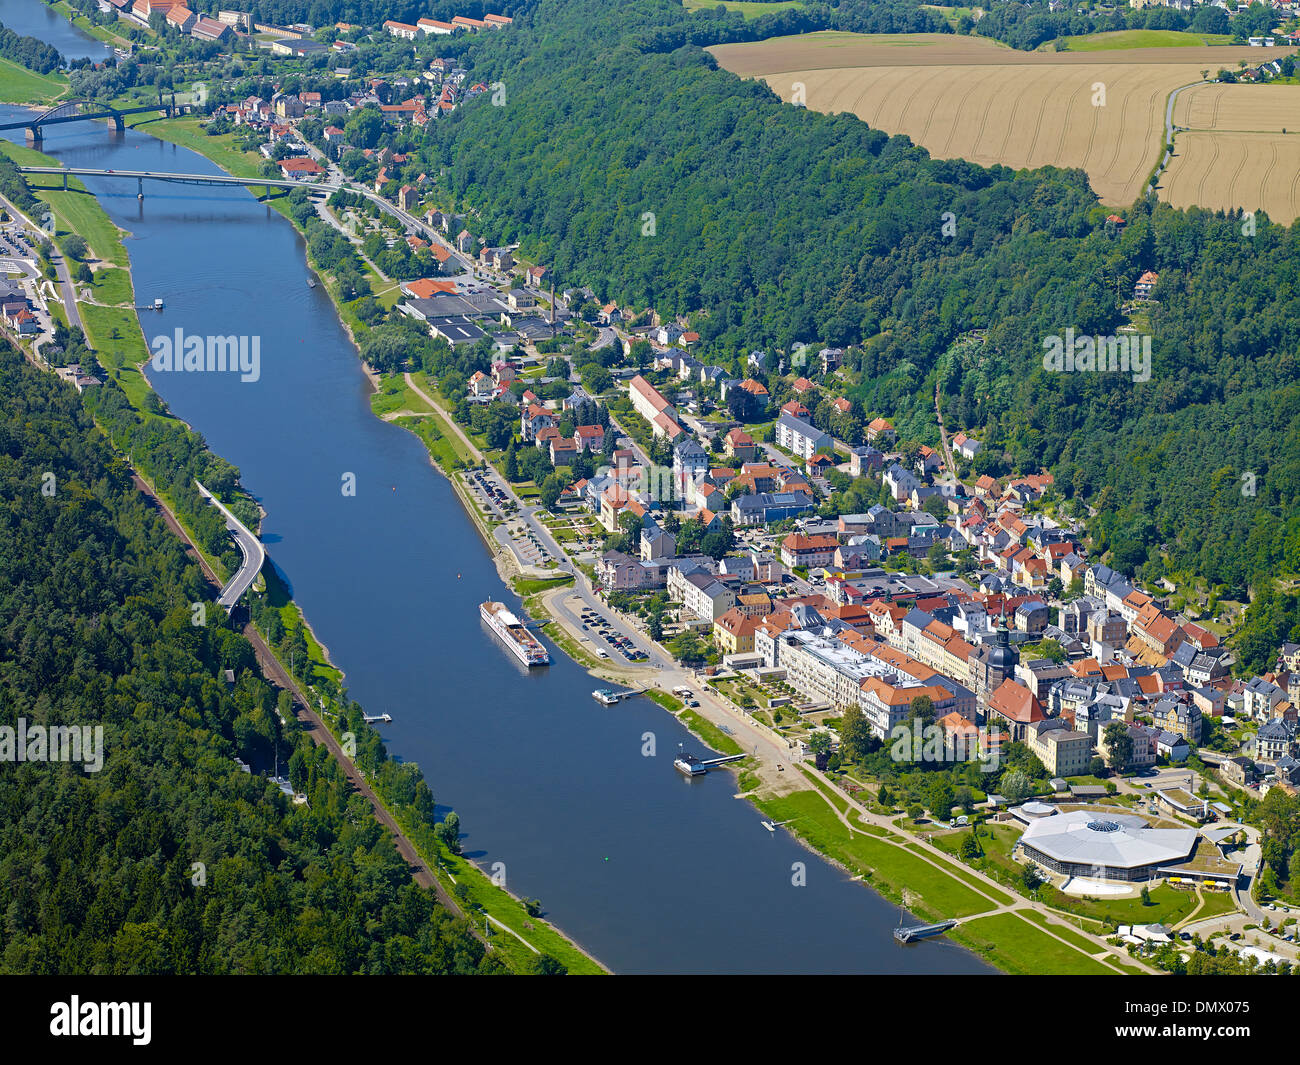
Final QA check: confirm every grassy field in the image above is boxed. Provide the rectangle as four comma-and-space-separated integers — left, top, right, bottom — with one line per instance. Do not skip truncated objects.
678, 707, 744, 755
1060, 29, 1237, 51
369, 372, 435, 418
127, 115, 273, 184
755, 788, 996, 919
710, 31, 1293, 206
955, 912, 1119, 975
0, 142, 129, 267
683, 0, 805, 16
91, 266, 135, 306
0, 56, 67, 104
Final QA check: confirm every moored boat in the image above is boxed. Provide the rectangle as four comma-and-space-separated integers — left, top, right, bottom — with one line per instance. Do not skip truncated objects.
480, 600, 549, 667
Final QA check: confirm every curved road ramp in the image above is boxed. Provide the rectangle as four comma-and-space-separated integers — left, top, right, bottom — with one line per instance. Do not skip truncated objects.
196, 480, 266, 611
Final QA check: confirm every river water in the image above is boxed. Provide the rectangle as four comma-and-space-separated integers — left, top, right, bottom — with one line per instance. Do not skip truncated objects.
0, 0, 114, 65
3, 104, 994, 973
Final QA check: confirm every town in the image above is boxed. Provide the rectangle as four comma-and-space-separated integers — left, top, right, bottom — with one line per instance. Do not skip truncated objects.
7, 0, 1300, 989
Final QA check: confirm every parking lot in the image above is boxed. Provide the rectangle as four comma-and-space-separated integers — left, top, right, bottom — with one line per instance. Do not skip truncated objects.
569, 597, 649, 662
465, 468, 515, 519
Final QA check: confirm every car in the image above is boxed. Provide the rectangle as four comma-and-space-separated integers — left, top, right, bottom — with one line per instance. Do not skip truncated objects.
597, 650, 609, 658
1229, 932, 1242, 941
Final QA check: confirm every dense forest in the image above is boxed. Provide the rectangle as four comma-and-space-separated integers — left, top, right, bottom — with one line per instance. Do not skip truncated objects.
0, 347, 495, 973
376, 0, 1298, 602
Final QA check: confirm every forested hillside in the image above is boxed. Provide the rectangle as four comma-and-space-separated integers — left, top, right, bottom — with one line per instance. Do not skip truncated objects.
394, 0, 1299, 597
0, 348, 494, 974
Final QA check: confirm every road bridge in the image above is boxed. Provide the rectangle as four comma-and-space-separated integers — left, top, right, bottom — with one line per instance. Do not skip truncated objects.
0, 98, 177, 144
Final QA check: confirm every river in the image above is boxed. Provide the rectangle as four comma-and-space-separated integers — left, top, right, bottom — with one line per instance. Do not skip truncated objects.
1, 106, 994, 973
0, 0, 114, 65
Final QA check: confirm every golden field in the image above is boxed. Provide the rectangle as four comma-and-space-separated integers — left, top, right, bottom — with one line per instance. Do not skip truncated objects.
709, 32, 1296, 208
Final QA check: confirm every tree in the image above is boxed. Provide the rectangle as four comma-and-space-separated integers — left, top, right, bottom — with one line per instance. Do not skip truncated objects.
667, 629, 706, 666
700, 520, 735, 560
504, 442, 519, 482
343, 107, 383, 149
1000, 768, 1034, 803
1103, 721, 1133, 772
1022, 863, 1043, 891
928, 777, 955, 821
437, 811, 462, 854
959, 834, 980, 860
540, 471, 567, 511
1140, 885, 1152, 906
839, 704, 873, 762
922, 494, 947, 521
907, 803, 925, 823
523, 952, 568, 975
648, 610, 664, 641
909, 694, 935, 732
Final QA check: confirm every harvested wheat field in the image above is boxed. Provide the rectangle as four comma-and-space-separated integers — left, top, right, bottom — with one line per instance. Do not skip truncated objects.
710, 32, 1296, 206
1163, 84, 1300, 222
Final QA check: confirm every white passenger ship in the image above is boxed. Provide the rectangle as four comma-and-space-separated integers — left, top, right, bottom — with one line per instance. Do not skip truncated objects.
480, 601, 550, 667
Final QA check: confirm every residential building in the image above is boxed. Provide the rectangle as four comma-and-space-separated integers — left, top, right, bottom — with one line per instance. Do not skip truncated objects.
1028, 720, 1094, 778
775, 412, 833, 460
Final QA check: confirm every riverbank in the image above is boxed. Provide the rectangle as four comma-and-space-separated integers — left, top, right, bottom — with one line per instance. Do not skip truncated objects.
12, 117, 607, 977
114, 123, 1051, 973
96, 112, 1150, 977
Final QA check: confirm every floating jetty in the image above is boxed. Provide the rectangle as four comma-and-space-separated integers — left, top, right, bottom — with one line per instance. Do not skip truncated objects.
674, 751, 746, 777
894, 920, 958, 944
592, 687, 642, 705
362, 713, 392, 724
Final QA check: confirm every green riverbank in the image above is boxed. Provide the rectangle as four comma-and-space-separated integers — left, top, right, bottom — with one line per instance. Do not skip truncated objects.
126, 115, 1148, 978
15, 122, 605, 977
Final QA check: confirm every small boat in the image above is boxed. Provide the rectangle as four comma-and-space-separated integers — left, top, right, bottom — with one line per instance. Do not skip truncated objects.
153, 297, 164, 310
307, 277, 316, 289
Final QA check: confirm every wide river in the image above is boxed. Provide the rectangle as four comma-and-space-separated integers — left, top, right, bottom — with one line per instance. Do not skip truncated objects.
0, 0, 114, 64
2, 102, 993, 973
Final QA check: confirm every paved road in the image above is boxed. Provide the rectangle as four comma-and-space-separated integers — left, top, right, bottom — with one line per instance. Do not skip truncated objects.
196, 479, 266, 610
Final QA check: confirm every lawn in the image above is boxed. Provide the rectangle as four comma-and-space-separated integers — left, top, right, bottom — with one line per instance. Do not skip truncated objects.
1060, 29, 1236, 51
513, 574, 575, 597
678, 707, 744, 756
395, 415, 464, 473
128, 115, 269, 182
91, 266, 135, 306
955, 913, 1119, 975
0, 56, 67, 104
369, 373, 434, 418
754, 788, 995, 920
81, 303, 149, 369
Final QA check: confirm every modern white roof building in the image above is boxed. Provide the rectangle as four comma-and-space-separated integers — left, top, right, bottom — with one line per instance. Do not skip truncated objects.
1018, 809, 1198, 883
